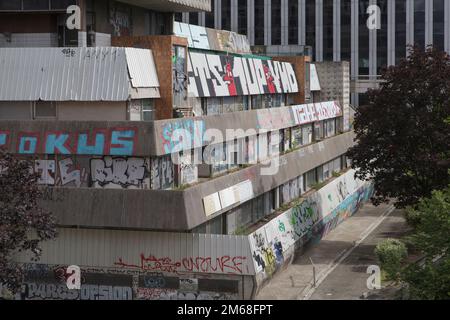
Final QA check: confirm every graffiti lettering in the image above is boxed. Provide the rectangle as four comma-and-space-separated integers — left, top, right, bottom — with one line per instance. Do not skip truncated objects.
114, 255, 247, 275
90, 156, 149, 189
8, 127, 138, 156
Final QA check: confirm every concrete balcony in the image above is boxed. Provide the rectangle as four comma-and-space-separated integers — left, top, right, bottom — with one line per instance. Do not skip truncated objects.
38, 131, 356, 232
117, 0, 211, 12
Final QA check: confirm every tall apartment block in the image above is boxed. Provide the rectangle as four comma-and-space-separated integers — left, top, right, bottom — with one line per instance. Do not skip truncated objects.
1, 0, 372, 300
178, 0, 450, 106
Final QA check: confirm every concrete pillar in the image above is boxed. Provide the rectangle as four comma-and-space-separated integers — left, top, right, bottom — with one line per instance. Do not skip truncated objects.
216, 0, 222, 29
316, 0, 323, 61
406, 0, 414, 51
299, 0, 306, 46
182, 12, 189, 23
281, 0, 288, 45
351, 0, 358, 80
231, 0, 238, 32
369, 0, 377, 76
200, 12, 206, 26
387, 0, 396, 66
334, 0, 341, 61
248, 0, 255, 44
446, 0, 450, 53
265, 0, 271, 45
425, 0, 433, 47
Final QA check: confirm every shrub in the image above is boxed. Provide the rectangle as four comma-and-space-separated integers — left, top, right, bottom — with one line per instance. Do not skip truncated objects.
375, 239, 408, 280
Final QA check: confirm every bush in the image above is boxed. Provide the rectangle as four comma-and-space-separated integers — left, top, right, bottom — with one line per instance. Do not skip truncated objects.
375, 239, 408, 280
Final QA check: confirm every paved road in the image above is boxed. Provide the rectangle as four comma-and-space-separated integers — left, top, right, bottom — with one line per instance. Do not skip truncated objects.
256, 202, 408, 300
308, 209, 408, 300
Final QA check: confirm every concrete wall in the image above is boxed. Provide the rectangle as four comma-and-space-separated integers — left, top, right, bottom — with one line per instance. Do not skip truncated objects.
35, 131, 354, 231
0, 101, 342, 157
57, 102, 127, 121
0, 102, 31, 119
0, 33, 58, 47
272, 56, 308, 105
248, 169, 374, 292
315, 61, 351, 130
0, 102, 128, 121
4, 169, 372, 300
113, 35, 189, 120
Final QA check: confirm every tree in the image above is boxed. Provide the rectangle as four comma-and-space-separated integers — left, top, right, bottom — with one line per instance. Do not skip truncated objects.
347, 46, 450, 208
0, 150, 57, 295
399, 184, 450, 299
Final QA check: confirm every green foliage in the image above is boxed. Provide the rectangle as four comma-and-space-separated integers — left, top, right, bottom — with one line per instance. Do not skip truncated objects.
347, 46, 450, 208
399, 185, 450, 299
332, 171, 342, 178
375, 239, 408, 280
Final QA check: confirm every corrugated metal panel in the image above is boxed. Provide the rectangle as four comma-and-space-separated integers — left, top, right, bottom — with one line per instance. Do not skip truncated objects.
0, 47, 160, 101
16, 229, 256, 276
125, 48, 160, 88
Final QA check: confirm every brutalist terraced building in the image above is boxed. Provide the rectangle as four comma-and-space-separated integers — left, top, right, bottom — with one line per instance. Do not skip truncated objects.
0, 0, 372, 300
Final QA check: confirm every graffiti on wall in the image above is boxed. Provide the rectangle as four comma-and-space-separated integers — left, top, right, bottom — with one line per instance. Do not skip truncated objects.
90, 156, 150, 189
13, 264, 133, 300
174, 22, 251, 54
114, 254, 248, 275
150, 156, 174, 189
188, 52, 298, 98
2, 263, 242, 300
248, 170, 374, 281
291, 101, 342, 126
135, 288, 236, 300
179, 154, 198, 185
35, 160, 56, 185
173, 45, 188, 108
161, 119, 205, 154
25, 155, 172, 190
0, 127, 138, 156
56, 157, 88, 187
109, 4, 132, 36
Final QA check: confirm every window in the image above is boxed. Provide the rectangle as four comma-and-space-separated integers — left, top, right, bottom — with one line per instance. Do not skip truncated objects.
302, 124, 313, 145
288, 0, 299, 45
34, 101, 56, 119
433, 0, 445, 51
324, 119, 336, 137
0, 0, 21, 10
189, 12, 199, 25
23, 0, 49, 10
283, 128, 291, 151
51, 0, 75, 10
291, 126, 302, 148
341, 0, 352, 61
414, 0, 425, 49
323, 0, 334, 60
207, 97, 222, 115
271, 0, 281, 45
222, 0, 231, 31
205, 0, 215, 28
254, 1, 265, 45
305, 169, 317, 190
305, 0, 316, 57
359, 0, 370, 75
142, 99, 154, 121
377, 0, 388, 73
238, 0, 248, 35
129, 99, 155, 121
395, 0, 407, 64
